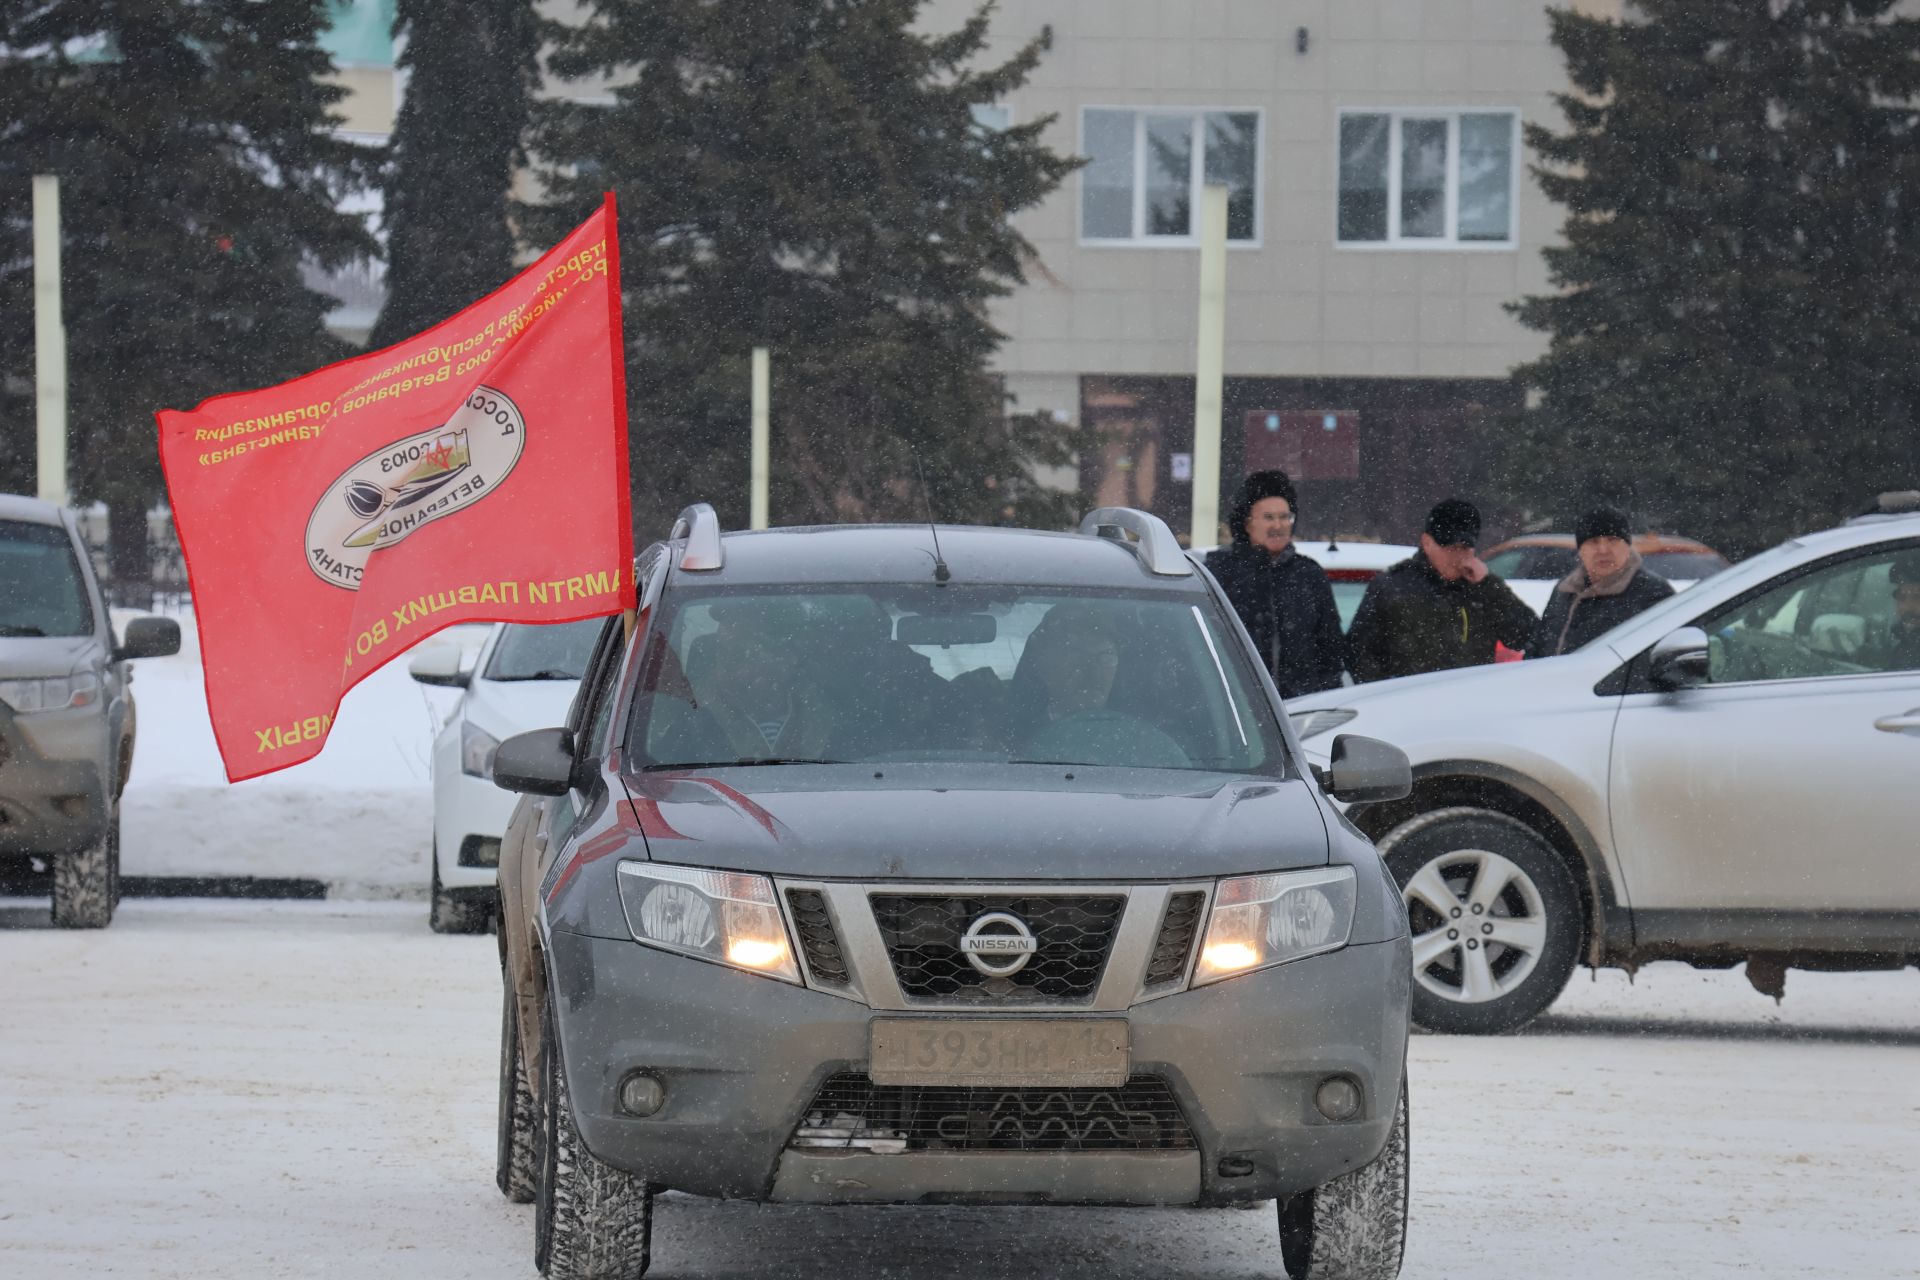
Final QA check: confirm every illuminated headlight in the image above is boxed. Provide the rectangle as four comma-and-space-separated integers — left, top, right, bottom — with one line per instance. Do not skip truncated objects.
1193, 866, 1357, 986
0, 674, 99, 714
1287, 708, 1357, 741
460, 721, 501, 778
615, 861, 800, 984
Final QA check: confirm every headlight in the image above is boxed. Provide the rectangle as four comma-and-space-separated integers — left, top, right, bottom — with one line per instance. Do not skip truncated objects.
460, 721, 501, 778
1287, 708, 1357, 741
615, 861, 800, 984
0, 673, 100, 714
1193, 866, 1357, 986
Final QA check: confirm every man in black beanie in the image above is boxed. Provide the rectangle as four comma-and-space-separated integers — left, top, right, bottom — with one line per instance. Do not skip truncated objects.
1203, 470, 1345, 697
1526, 507, 1674, 659
1346, 498, 1536, 682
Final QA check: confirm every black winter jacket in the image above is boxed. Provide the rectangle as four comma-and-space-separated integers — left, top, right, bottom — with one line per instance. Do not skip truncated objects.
1346, 554, 1536, 683
1525, 563, 1675, 658
1202, 542, 1346, 698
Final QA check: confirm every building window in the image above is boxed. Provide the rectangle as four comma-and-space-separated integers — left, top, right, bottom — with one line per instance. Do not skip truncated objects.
1081, 109, 1260, 245
970, 103, 1011, 133
1338, 111, 1517, 247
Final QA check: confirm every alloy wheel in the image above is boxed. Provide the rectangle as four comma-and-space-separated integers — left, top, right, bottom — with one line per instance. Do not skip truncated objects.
1400, 847, 1548, 1004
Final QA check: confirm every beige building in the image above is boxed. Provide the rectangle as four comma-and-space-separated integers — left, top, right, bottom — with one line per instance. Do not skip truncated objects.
320, 0, 1620, 536
922, 0, 1622, 539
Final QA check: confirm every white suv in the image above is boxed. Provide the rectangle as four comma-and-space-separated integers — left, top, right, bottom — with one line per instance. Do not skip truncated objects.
1288, 505, 1920, 1033
411, 619, 600, 932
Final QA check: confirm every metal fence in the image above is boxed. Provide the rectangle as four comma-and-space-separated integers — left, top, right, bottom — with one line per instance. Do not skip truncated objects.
74, 505, 192, 612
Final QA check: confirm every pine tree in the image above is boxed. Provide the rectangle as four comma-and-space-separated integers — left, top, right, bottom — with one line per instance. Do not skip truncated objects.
366, 0, 538, 349
522, 0, 1080, 536
0, 0, 375, 582
1505, 1, 1920, 556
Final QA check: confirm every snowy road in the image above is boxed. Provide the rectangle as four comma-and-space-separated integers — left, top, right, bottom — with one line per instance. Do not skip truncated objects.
2, 900, 1916, 1280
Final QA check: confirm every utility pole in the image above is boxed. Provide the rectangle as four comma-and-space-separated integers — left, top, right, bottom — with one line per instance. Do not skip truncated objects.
1190, 183, 1228, 550
750, 346, 770, 530
34, 175, 68, 507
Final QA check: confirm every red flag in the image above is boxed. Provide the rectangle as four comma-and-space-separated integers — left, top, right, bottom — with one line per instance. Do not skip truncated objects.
157, 196, 633, 781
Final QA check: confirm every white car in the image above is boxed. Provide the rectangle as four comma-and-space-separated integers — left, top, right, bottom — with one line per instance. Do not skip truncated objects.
410, 619, 601, 932
1287, 505, 1920, 1033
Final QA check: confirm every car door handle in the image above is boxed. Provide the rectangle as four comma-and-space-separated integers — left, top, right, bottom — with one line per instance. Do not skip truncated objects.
1873, 710, 1920, 734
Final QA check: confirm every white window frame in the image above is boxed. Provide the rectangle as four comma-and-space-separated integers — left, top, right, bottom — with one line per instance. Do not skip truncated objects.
1078, 106, 1264, 249
1334, 108, 1521, 252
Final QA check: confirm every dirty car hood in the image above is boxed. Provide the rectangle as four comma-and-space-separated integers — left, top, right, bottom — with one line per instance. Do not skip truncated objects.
616, 763, 1330, 880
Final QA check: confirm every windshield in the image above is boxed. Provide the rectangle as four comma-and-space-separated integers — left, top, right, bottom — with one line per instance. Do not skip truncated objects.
626, 585, 1288, 774
483, 618, 602, 681
0, 520, 93, 638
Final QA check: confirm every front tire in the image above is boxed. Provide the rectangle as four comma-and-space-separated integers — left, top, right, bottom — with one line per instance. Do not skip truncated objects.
52, 806, 118, 929
1378, 807, 1583, 1035
1278, 1086, 1409, 1280
536, 1001, 653, 1279
429, 844, 492, 935
497, 979, 538, 1203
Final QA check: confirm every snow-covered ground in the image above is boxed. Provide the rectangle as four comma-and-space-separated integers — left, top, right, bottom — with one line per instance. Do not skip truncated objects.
1, 898, 1915, 1279
117, 609, 485, 898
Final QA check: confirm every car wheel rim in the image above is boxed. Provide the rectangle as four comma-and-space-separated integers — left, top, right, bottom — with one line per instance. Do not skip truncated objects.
1401, 847, 1548, 1004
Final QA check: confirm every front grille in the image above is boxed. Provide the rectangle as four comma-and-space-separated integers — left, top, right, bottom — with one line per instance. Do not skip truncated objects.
786, 888, 850, 985
792, 1073, 1195, 1152
869, 894, 1125, 1002
1142, 891, 1206, 988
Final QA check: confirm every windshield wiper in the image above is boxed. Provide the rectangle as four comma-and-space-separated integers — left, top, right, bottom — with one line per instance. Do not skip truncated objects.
639, 757, 844, 771
489, 669, 581, 682
0, 626, 47, 637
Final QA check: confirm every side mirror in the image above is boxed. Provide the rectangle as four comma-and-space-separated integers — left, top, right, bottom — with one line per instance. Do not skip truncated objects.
1648, 626, 1710, 690
115, 617, 181, 661
408, 644, 468, 688
1322, 734, 1412, 804
492, 728, 575, 796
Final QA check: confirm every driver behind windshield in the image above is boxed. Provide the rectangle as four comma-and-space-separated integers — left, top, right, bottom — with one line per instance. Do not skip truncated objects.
1866, 557, 1920, 672
1011, 604, 1189, 768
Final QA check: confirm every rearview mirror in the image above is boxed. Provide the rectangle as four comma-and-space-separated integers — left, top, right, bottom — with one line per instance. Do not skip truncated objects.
408, 644, 468, 688
115, 616, 180, 661
1648, 626, 1710, 690
1322, 734, 1411, 804
895, 613, 997, 646
492, 728, 575, 796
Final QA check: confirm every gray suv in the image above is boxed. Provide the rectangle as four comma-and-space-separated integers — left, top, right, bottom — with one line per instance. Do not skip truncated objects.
0, 495, 179, 927
490, 506, 1414, 1280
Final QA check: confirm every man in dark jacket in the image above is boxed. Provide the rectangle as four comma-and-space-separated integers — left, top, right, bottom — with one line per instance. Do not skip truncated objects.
1346, 498, 1536, 682
1526, 508, 1675, 659
1203, 470, 1345, 697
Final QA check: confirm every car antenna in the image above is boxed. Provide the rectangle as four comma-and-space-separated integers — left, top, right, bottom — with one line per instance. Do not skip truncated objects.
912, 451, 951, 583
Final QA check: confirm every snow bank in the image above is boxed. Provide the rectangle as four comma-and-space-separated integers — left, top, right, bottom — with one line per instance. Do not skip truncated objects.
118, 607, 488, 897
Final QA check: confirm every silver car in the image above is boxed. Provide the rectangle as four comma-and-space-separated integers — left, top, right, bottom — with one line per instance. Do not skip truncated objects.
490, 506, 1416, 1280
1288, 505, 1920, 1033
0, 494, 179, 927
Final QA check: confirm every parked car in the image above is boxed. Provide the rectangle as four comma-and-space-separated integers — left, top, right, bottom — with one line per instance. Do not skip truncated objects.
1484, 531, 1731, 613
0, 494, 179, 927
410, 618, 601, 933
489, 506, 1415, 1279
1287, 506, 1920, 1034
1192, 539, 1418, 631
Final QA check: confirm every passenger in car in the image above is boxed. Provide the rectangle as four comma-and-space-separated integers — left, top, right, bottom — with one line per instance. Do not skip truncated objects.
1009, 604, 1189, 767
1864, 556, 1920, 672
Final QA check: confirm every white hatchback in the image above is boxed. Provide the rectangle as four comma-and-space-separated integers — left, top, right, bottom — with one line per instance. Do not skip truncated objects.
411, 619, 601, 932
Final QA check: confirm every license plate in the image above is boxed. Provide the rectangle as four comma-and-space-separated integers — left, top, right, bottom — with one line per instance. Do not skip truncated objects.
868, 1018, 1131, 1087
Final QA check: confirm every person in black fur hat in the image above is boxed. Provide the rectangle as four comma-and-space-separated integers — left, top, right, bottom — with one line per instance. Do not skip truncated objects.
1202, 470, 1345, 697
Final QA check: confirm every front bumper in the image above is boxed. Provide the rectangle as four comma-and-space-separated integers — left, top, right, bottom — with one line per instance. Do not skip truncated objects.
546, 929, 1411, 1207
432, 764, 517, 891
0, 708, 109, 857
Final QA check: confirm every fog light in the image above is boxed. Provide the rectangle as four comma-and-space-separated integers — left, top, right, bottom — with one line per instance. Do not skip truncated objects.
618, 1073, 665, 1117
1315, 1076, 1362, 1122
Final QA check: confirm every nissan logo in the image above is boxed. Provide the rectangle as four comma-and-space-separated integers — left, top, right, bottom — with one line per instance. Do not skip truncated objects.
959, 912, 1037, 977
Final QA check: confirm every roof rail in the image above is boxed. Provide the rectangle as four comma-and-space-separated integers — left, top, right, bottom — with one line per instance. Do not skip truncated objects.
670, 502, 724, 571
1078, 507, 1192, 577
